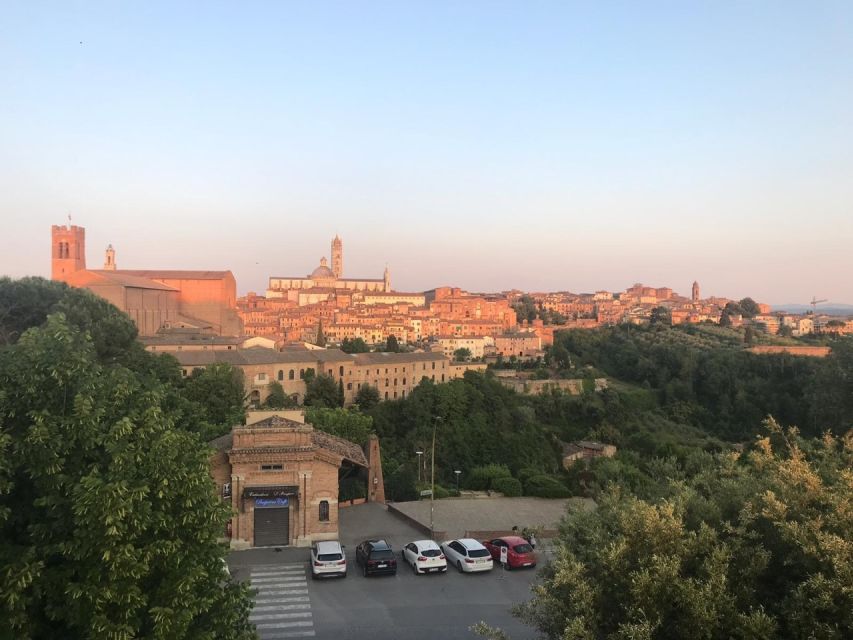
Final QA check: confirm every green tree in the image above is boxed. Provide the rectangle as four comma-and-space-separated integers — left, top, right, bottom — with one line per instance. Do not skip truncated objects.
354, 384, 380, 411
315, 319, 327, 347
512, 295, 538, 324
738, 297, 761, 318
340, 337, 370, 353
480, 420, 852, 640
0, 312, 255, 639
453, 347, 472, 361
183, 362, 246, 427
264, 380, 296, 409
305, 407, 374, 445
385, 335, 400, 352
304, 373, 343, 408
649, 306, 672, 327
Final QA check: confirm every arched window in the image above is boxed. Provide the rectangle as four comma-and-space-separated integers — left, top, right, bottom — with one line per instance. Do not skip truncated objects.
277, 370, 284, 381
339, 366, 344, 377
299, 368, 305, 378
289, 369, 295, 380
319, 500, 329, 522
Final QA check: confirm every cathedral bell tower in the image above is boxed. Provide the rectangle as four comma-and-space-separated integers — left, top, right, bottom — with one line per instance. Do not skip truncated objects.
51, 223, 86, 283
331, 235, 343, 279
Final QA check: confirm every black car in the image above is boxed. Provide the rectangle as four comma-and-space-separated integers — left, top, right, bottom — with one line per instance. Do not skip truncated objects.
355, 539, 397, 576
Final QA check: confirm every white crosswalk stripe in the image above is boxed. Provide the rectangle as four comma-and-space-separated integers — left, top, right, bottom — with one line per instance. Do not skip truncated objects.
248, 563, 315, 639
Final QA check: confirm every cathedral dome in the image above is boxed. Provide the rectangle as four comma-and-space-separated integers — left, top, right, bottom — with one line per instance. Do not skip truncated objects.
310, 264, 336, 279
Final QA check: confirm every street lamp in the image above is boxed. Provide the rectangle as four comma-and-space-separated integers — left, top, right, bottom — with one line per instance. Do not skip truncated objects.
415, 450, 423, 484
454, 469, 461, 494
429, 416, 442, 539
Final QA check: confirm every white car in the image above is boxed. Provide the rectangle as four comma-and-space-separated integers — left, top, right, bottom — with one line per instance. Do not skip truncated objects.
402, 539, 447, 575
310, 540, 347, 578
440, 538, 494, 573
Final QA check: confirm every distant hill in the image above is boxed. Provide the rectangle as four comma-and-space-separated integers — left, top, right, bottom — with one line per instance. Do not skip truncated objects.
772, 303, 853, 315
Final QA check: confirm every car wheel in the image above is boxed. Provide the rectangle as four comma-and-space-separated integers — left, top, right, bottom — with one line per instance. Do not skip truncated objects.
457, 560, 464, 573
363, 564, 368, 577
412, 562, 418, 575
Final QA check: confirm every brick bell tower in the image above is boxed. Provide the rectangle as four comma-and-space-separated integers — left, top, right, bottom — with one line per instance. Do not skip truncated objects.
51, 222, 87, 283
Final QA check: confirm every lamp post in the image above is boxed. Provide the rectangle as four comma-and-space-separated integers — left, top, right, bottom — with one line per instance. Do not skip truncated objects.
415, 450, 423, 484
454, 469, 461, 494
429, 416, 442, 539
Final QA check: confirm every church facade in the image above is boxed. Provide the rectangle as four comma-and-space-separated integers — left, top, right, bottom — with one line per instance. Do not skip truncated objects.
266, 236, 391, 304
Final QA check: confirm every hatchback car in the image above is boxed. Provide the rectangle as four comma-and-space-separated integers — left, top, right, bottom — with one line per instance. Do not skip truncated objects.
402, 540, 447, 575
482, 536, 537, 569
310, 540, 347, 579
355, 539, 397, 576
440, 538, 494, 573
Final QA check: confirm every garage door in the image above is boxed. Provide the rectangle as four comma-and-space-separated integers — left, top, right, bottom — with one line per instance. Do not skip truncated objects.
254, 507, 290, 547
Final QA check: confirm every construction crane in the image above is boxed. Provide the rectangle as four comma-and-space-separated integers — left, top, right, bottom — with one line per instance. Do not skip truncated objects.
809, 296, 828, 311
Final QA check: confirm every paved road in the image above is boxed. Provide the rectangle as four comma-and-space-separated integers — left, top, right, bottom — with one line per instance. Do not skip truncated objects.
228, 503, 543, 639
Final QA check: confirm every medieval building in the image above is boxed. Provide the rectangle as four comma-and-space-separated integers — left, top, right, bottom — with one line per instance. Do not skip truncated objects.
51, 223, 242, 336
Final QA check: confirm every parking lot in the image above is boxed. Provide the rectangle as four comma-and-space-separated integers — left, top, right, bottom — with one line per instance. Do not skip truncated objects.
228, 503, 543, 639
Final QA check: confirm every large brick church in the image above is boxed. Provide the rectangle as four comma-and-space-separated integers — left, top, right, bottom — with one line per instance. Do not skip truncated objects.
51, 223, 242, 336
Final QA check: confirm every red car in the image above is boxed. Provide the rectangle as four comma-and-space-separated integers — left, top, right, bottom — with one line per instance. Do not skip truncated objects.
482, 536, 537, 569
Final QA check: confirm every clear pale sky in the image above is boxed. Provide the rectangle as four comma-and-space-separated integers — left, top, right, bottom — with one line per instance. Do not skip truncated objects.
1, 1, 851, 304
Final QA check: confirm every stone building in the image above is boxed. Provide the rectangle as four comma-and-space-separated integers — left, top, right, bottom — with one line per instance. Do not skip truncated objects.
161, 345, 481, 406
209, 412, 382, 549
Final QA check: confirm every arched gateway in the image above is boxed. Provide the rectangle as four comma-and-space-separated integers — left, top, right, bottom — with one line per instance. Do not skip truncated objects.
209, 412, 383, 549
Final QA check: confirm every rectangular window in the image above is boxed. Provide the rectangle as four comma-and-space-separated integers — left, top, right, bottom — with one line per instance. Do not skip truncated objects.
260, 464, 283, 471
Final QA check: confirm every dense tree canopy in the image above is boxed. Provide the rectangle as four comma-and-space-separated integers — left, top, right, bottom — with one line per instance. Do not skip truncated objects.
479, 421, 852, 640
0, 278, 254, 639
304, 373, 344, 408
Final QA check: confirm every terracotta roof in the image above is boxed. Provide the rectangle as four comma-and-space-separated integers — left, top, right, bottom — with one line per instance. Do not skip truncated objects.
353, 352, 446, 365
116, 269, 233, 280
310, 430, 368, 466
68, 270, 178, 291
216, 416, 368, 467
209, 432, 233, 452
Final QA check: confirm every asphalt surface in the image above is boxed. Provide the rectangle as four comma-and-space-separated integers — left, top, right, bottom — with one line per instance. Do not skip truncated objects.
228, 503, 544, 639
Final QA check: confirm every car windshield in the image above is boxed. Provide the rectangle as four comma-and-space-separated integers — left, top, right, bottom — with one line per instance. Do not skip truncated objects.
468, 548, 490, 558
370, 549, 394, 560
318, 553, 342, 561
421, 549, 441, 557
513, 544, 533, 554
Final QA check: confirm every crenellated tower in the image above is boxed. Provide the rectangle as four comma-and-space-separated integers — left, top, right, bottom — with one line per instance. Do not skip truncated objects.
331, 235, 343, 279
692, 280, 700, 303
51, 223, 86, 282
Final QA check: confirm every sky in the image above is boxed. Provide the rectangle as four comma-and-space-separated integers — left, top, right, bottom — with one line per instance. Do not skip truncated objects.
1, 1, 851, 304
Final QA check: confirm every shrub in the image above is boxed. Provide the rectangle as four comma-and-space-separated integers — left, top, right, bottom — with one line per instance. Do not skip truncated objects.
492, 476, 523, 497
465, 464, 512, 491
433, 485, 450, 499
524, 474, 571, 498
517, 467, 543, 485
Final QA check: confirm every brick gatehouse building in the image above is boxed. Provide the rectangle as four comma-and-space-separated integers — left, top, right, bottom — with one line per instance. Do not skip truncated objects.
210, 411, 384, 548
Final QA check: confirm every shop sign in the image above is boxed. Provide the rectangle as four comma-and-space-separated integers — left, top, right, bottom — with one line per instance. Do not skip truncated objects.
243, 485, 299, 499
254, 497, 290, 508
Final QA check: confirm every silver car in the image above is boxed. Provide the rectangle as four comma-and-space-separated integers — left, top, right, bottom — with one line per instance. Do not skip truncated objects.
310, 540, 347, 579
440, 538, 494, 573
